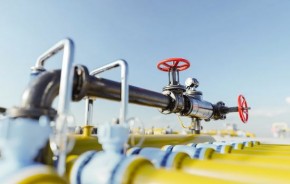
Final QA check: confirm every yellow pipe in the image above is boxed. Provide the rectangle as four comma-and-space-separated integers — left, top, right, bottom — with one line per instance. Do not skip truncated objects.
179, 157, 290, 184
65, 155, 79, 181
68, 134, 101, 155
252, 145, 290, 150
157, 147, 290, 183
215, 142, 290, 152
16, 167, 68, 184
231, 142, 244, 150
130, 134, 215, 147
243, 146, 290, 152
207, 143, 290, 154
243, 141, 254, 147
121, 156, 239, 184
201, 146, 290, 168
18, 174, 67, 184
68, 134, 215, 156
173, 146, 290, 168
259, 143, 290, 147
231, 149, 290, 156
210, 151, 290, 169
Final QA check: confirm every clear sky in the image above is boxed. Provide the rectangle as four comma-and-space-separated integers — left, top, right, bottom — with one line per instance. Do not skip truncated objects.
1, 1, 290, 137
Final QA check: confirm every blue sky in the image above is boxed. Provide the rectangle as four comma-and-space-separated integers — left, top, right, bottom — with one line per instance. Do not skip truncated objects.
1, 1, 290, 137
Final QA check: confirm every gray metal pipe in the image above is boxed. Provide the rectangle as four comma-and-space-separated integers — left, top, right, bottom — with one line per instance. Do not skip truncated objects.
7, 65, 171, 119
86, 76, 171, 109
7, 64, 238, 122
8, 70, 61, 119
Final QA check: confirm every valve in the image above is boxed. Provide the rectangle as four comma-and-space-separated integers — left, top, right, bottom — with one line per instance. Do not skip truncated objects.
238, 95, 249, 123
213, 95, 250, 123
157, 58, 190, 92
157, 58, 191, 114
157, 57, 250, 134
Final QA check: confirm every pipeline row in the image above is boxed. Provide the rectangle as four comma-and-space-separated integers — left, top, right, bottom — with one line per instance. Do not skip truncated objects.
65, 137, 290, 184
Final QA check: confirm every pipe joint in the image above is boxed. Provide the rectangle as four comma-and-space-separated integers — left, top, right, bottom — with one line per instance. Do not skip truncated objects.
159, 91, 184, 114
72, 65, 91, 101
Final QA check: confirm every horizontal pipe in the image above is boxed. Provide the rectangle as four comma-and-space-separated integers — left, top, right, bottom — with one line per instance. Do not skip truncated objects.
86, 76, 171, 109
180, 157, 290, 183
231, 149, 290, 156
8, 65, 171, 119
210, 151, 290, 167
122, 157, 234, 184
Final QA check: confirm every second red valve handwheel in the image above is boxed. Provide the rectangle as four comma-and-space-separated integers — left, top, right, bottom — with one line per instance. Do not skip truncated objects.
238, 95, 249, 123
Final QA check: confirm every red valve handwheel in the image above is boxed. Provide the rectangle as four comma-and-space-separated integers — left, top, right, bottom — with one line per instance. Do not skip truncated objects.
157, 58, 190, 72
238, 95, 249, 123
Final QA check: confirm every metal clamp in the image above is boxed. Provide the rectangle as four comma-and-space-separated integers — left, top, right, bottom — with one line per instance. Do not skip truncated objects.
85, 59, 129, 125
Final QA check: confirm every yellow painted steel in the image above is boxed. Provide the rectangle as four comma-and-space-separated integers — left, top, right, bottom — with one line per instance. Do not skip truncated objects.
158, 146, 290, 183
15, 167, 67, 184
68, 133, 215, 156
243, 141, 254, 147
121, 156, 239, 184
244, 146, 290, 155
179, 157, 290, 184
259, 143, 290, 147
66, 130, 290, 184
68, 134, 101, 155
251, 143, 290, 147
250, 144, 290, 150
18, 174, 67, 184
203, 130, 255, 137
232, 142, 244, 150
65, 155, 79, 181
65, 133, 290, 183
231, 148, 290, 156
164, 145, 290, 169
209, 149, 290, 169
82, 125, 94, 137
129, 134, 215, 148
220, 130, 238, 137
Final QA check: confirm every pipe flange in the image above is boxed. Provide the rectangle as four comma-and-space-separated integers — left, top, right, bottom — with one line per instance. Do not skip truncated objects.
159, 91, 184, 114
163, 85, 186, 92
72, 65, 91, 101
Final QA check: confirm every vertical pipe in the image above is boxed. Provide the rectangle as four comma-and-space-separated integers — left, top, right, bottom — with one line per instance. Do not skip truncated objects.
33, 38, 74, 177
84, 99, 94, 125
88, 59, 128, 124
34, 38, 74, 115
